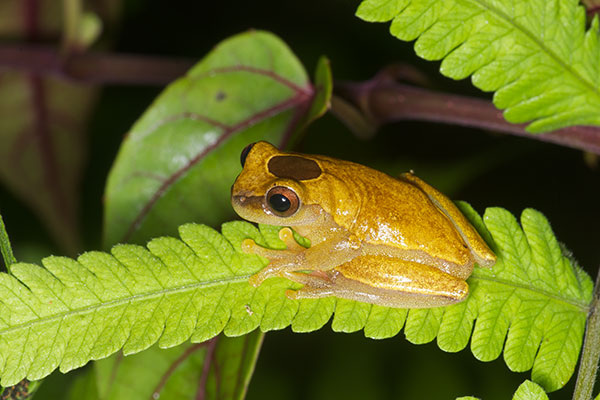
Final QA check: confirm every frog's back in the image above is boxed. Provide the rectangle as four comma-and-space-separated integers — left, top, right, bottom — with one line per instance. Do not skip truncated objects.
346, 164, 471, 265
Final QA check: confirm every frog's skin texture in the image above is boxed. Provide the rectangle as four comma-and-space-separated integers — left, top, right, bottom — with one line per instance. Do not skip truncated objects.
231, 141, 496, 308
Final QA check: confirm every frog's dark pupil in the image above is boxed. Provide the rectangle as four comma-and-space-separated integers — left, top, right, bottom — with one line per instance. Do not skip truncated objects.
269, 194, 290, 212
240, 143, 256, 167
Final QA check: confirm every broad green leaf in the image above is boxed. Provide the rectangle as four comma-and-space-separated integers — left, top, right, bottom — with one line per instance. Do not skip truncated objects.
356, 0, 600, 132
0, 207, 591, 392
456, 397, 480, 400
0, 0, 61, 36
100, 30, 328, 400
0, 72, 93, 255
0, 214, 16, 272
84, 332, 262, 400
0, 1, 121, 255
512, 380, 548, 400
68, 369, 98, 400
207, 332, 263, 400
103, 30, 332, 246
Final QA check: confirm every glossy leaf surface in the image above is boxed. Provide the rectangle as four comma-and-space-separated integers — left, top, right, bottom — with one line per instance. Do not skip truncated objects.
103, 30, 331, 246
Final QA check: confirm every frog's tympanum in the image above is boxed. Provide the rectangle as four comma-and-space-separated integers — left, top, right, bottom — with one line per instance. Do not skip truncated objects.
231, 141, 496, 308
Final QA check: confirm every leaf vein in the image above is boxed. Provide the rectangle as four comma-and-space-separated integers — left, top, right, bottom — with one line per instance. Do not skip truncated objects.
472, 0, 600, 100
471, 274, 589, 311
0, 274, 252, 338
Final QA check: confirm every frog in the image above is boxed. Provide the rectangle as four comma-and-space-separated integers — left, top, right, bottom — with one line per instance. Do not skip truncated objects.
230, 141, 496, 308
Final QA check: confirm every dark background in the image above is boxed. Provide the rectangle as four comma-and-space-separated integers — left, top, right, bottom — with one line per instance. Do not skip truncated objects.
2, 0, 598, 398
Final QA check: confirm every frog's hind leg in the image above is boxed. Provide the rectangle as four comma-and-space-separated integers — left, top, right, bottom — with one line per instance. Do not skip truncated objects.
281, 270, 335, 299
285, 255, 469, 309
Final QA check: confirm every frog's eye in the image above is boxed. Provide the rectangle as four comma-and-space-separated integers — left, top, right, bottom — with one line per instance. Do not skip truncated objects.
240, 142, 256, 167
266, 186, 299, 217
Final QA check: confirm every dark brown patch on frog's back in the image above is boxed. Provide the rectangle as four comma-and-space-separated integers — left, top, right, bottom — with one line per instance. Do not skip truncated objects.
268, 155, 322, 180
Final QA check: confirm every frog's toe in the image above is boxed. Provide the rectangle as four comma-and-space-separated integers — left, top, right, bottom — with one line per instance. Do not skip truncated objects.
242, 239, 285, 259
248, 264, 287, 287
281, 271, 334, 301
241, 238, 259, 254
278, 228, 304, 251
281, 270, 330, 286
248, 272, 266, 287
284, 285, 333, 301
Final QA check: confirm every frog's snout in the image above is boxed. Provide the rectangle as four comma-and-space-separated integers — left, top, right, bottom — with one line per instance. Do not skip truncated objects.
232, 194, 248, 205
231, 193, 268, 224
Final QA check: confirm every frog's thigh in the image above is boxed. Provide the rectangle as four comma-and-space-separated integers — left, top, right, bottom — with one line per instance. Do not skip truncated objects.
287, 255, 468, 308
400, 172, 495, 269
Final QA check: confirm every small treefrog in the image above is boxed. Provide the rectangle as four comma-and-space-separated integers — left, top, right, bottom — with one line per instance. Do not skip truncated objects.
231, 141, 496, 308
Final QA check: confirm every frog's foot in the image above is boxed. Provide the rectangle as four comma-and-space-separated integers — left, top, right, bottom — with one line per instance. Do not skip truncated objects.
248, 261, 299, 287
246, 228, 307, 287
241, 228, 304, 259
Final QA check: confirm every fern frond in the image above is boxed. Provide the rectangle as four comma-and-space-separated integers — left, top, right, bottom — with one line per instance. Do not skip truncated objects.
512, 380, 548, 400
0, 207, 591, 391
356, 0, 600, 132
444, 205, 592, 391
456, 379, 548, 400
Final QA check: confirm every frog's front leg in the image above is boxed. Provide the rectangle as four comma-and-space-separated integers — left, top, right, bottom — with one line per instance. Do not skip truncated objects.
284, 255, 469, 308
244, 227, 361, 287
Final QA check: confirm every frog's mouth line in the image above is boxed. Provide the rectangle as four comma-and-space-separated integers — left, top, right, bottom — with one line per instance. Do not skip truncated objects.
231, 195, 265, 218
232, 194, 262, 206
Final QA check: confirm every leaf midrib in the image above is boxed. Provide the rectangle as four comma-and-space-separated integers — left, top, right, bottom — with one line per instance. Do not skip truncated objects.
0, 273, 254, 337
2, 269, 590, 337
471, 273, 590, 312
472, 0, 600, 101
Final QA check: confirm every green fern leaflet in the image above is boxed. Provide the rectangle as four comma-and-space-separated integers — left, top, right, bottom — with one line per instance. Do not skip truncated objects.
512, 380, 549, 400
356, 0, 600, 132
0, 206, 592, 391
456, 379, 549, 399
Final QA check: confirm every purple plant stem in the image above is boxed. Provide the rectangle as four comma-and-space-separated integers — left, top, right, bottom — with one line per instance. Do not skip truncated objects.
334, 78, 600, 155
150, 343, 207, 400
0, 44, 194, 85
2, 45, 599, 154
196, 338, 218, 400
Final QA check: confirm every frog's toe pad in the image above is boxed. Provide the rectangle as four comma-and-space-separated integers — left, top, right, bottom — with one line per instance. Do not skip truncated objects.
241, 239, 259, 254
248, 272, 266, 287
278, 228, 304, 251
